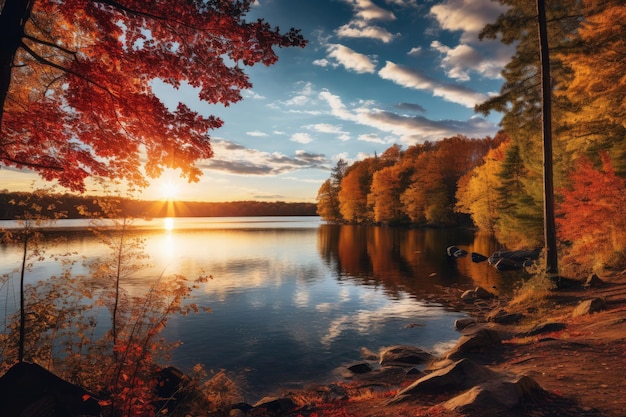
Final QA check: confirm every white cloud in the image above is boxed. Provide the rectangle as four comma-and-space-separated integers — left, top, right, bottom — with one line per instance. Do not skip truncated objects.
318, 88, 498, 144
344, 0, 397, 21
378, 61, 487, 107
291, 132, 314, 144
336, 21, 397, 43
201, 139, 327, 175
246, 130, 268, 137
407, 46, 422, 56
335, 0, 399, 42
430, 0, 505, 42
306, 123, 345, 134
327, 43, 377, 74
312, 58, 331, 67
357, 133, 388, 144
431, 40, 509, 81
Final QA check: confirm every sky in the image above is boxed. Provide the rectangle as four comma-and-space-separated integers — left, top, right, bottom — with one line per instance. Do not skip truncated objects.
1, 0, 514, 203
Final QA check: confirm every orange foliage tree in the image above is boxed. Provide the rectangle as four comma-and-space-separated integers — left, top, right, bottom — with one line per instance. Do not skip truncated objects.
0, 0, 306, 191
557, 154, 626, 273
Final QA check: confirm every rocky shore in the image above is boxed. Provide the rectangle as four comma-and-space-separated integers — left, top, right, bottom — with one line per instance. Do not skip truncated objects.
238, 271, 626, 417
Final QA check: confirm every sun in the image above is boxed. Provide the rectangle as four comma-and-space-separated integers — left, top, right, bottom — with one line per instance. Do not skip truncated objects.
161, 181, 178, 201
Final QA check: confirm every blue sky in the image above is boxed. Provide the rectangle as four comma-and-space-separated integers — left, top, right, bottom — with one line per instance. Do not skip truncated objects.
3, 0, 513, 203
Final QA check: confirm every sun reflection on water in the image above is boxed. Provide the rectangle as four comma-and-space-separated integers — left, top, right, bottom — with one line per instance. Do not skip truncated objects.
163, 217, 175, 231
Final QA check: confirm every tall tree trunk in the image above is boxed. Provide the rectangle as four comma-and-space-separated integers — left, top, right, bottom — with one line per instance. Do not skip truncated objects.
537, 0, 559, 275
0, 0, 34, 130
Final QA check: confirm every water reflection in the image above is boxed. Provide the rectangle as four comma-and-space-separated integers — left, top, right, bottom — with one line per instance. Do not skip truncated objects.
318, 224, 526, 297
0, 217, 524, 403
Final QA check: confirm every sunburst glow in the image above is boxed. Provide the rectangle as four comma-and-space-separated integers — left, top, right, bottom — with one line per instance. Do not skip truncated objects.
161, 181, 178, 201
163, 217, 175, 231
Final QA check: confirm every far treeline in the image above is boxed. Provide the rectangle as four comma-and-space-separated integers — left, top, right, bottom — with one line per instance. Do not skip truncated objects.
0, 191, 317, 220
318, 0, 626, 276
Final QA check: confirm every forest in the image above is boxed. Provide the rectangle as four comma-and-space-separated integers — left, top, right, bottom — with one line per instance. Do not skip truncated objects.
0, 191, 317, 219
317, 0, 626, 276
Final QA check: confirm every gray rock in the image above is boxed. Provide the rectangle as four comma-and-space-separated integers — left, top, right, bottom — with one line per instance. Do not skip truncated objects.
584, 273, 604, 288
360, 347, 379, 361
443, 375, 543, 414
346, 362, 372, 374
461, 289, 476, 301
379, 345, 433, 367
446, 327, 501, 360
392, 358, 498, 402
474, 286, 495, 300
487, 309, 524, 325
454, 318, 477, 331
252, 396, 297, 415
520, 322, 567, 337
573, 298, 606, 317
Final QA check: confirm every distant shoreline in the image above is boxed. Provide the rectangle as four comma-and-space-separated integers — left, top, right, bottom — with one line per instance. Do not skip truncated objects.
0, 191, 318, 220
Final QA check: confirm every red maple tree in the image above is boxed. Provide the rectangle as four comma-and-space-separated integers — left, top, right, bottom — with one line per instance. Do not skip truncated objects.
0, 0, 306, 191
557, 153, 626, 271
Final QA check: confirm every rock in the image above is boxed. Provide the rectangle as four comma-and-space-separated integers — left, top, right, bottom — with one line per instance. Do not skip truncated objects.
454, 249, 468, 258
584, 273, 604, 288
446, 327, 501, 360
444, 375, 543, 414
447, 245, 461, 256
346, 362, 372, 374
471, 252, 488, 263
379, 345, 433, 367
0, 362, 101, 417
494, 257, 523, 271
488, 249, 540, 271
487, 309, 524, 325
392, 359, 499, 401
314, 384, 348, 402
251, 396, 297, 416
474, 286, 495, 300
360, 347, 379, 361
520, 322, 567, 337
573, 298, 606, 317
461, 289, 476, 301
155, 366, 189, 399
229, 409, 247, 417
454, 318, 477, 331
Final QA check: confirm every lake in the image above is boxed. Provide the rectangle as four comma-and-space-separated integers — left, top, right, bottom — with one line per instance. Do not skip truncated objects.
0, 216, 523, 401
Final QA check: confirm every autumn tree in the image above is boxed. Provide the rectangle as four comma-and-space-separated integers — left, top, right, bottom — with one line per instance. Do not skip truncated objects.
0, 0, 306, 191
557, 154, 626, 274
456, 139, 509, 233
316, 159, 347, 222
338, 158, 376, 223
557, 0, 626, 175
476, 0, 582, 248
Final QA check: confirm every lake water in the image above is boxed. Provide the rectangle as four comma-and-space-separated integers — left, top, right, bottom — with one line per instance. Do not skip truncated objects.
0, 216, 523, 401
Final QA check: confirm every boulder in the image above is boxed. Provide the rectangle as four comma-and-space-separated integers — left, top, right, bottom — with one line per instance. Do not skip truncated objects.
392, 359, 498, 401
360, 347, 379, 361
471, 252, 488, 263
519, 322, 567, 337
446, 327, 501, 360
474, 286, 495, 300
584, 273, 604, 288
461, 289, 476, 302
0, 362, 101, 417
251, 396, 297, 416
454, 318, 477, 331
379, 345, 433, 367
454, 249, 468, 258
572, 298, 606, 317
447, 245, 461, 256
443, 375, 543, 414
487, 309, 524, 325
346, 362, 372, 374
